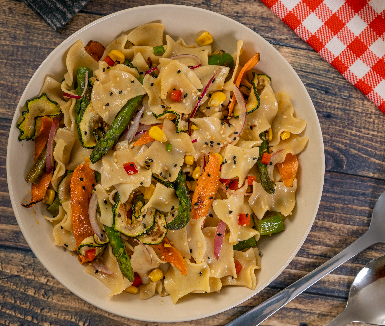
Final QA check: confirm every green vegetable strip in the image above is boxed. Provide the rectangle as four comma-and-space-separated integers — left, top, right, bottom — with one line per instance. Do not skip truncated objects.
256, 132, 275, 194
258, 213, 284, 235
166, 171, 191, 230
25, 145, 47, 184
233, 236, 257, 251
153, 45, 165, 56
46, 195, 60, 216
75, 67, 93, 124
152, 173, 174, 188
104, 225, 134, 281
90, 95, 144, 163
208, 50, 234, 70
132, 193, 145, 219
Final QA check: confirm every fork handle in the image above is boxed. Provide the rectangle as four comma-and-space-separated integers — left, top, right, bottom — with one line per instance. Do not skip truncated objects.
226, 231, 374, 326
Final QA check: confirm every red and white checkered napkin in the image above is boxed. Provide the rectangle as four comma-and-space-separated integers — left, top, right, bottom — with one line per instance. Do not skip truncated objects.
261, 0, 385, 113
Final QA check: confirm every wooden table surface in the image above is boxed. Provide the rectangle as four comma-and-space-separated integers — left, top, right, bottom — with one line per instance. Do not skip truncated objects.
1, 0, 385, 325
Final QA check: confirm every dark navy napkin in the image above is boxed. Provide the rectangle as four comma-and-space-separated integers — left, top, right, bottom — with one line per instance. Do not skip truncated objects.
23, 0, 90, 30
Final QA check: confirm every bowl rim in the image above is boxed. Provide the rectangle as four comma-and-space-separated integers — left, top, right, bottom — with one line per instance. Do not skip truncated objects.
7, 4, 325, 322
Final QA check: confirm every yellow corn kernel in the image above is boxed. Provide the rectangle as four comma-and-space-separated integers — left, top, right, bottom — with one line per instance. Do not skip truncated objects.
184, 155, 194, 165
148, 268, 164, 282
268, 128, 273, 142
208, 91, 227, 107
149, 126, 168, 142
191, 124, 198, 130
125, 286, 139, 294
164, 243, 172, 248
196, 31, 213, 46
144, 184, 156, 200
42, 189, 55, 205
280, 131, 291, 140
84, 156, 91, 165
214, 153, 223, 165
192, 166, 201, 180
108, 50, 125, 63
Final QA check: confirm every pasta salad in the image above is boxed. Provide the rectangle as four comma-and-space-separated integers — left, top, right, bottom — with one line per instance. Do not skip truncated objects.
17, 22, 308, 303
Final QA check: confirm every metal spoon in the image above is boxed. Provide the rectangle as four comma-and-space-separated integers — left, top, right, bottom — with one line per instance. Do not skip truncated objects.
226, 191, 385, 326
326, 254, 385, 325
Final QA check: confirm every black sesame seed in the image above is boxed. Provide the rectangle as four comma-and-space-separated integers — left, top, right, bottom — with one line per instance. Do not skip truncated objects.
82, 186, 85, 190
131, 80, 134, 83
103, 68, 105, 72
177, 69, 181, 74
190, 249, 193, 253
184, 93, 188, 98
199, 271, 202, 276
104, 199, 107, 204
110, 92, 113, 96
119, 90, 122, 94
217, 233, 222, 237
105, 103, 109, 106
60, 226, 63, 229
64, 244, 68, 247
229, 210, 233, 214
209, 196, 213, 200
151, 83, 154, 86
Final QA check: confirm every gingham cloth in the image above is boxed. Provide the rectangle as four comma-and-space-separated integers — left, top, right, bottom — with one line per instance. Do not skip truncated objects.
261, 0, 385, 113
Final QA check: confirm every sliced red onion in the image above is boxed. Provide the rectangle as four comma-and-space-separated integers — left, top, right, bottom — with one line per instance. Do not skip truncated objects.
63, 92, 82, 99
134, 239, 152, 264
123, 105, 146, 142
63, 70, 89, 99
214, 220, 227, 260
88, 192, 106, 242
190, 68, 221, 120
92, 260, 114, 275
145, 65, 159, 75
46, 117, 59, 173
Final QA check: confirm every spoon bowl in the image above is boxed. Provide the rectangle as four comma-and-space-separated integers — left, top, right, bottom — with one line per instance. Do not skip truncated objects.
327, 255, 385, 325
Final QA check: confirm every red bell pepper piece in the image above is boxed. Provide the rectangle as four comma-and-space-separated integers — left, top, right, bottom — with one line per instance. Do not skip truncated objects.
238, 213, 250, 226
235, 260, 243, 274
261, 153, 271, 165
85, 248, 96, 262
123, 162, 139, 175
132, 273, 142, 287
220, 178, 239, 190
104, 55, 115, 67
247, 176, 256, 185
170, 89, 182, 102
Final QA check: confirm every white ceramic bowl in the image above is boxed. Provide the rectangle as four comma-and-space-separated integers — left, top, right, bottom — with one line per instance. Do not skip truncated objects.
7, 4, 324, 323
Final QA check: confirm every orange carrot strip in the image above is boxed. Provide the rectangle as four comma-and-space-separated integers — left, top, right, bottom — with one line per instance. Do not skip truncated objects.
228, 53, 260, 116
191, 153, 221, 221
132, 124, 163, 146
34, 116, 53, 160
70, 164, 96, 263
30, 170, 53, 203
276, 153, 298, 187
22, 117, 54, 208
152, 238, 187, 276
